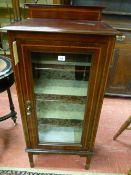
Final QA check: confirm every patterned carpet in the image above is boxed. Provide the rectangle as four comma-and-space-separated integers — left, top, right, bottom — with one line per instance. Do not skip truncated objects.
0, 168, 127, 175
0, 170, 69, 175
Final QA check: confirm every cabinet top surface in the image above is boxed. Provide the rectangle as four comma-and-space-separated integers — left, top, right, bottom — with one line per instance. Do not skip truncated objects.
2, 18, 118, 35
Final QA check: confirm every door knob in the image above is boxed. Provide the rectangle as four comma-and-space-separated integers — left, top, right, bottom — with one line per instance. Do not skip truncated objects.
26, 100, 32, 116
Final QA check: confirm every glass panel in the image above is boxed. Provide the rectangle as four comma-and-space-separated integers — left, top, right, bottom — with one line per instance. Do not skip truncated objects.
31, 52, 92, 144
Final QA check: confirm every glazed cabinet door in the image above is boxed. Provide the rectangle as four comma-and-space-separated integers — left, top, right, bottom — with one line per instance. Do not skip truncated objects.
28, 50, 92, 148
14, 36, 108, 151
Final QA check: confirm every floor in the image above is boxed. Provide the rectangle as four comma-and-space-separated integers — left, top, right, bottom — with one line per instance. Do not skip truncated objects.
0, 85, 131, 174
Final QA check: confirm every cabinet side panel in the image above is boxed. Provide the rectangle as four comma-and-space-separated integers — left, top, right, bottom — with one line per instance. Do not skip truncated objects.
82, 36, 116, 151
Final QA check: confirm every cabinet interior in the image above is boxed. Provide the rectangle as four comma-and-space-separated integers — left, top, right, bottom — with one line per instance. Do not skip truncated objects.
31, 52, 92, 144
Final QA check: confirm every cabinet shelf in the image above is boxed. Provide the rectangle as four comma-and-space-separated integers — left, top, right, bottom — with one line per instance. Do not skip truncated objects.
32, 52, 92, 67
33, 60, 91, 67
34, 78, 88, 96
38, 118, 82, 127
38, 124, 82, 143
36, 94, 86, 104
37, 111, 84, 121
37, 100, 85, 120
33, 64, 90, 73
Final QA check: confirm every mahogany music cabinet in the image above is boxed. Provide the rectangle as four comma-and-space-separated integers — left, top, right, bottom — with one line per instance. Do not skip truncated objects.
3, 5, 118, 169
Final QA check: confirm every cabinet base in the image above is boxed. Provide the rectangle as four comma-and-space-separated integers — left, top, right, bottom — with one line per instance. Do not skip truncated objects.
26, 148, 93, 169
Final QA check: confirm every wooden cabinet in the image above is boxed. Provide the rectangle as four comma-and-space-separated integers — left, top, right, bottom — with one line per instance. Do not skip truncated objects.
104, 17, 131, 96
72, 0, 131, 96
3, 5, 118, 169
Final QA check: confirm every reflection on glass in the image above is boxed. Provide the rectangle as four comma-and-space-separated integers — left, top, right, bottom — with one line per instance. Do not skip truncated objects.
31, 52, 92, 144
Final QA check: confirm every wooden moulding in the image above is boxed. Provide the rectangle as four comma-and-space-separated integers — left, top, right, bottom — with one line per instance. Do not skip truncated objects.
26, 148, 93, 156
25, 4, 104, 21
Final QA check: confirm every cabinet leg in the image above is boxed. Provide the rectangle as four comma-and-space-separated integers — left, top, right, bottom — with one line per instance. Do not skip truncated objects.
28, 153, 34, 168
85, 156, 91, 170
